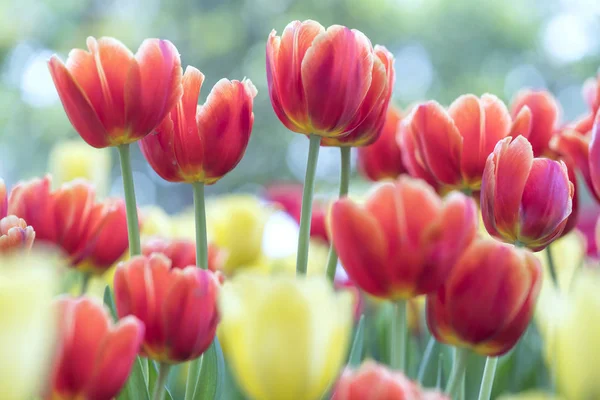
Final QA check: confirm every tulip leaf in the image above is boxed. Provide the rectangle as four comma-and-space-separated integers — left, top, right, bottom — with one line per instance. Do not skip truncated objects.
103, 285, 118, 322
185, 358, 203, 400
193, 338, 225, 400
147, 360, 174, 400
348, 314, 365, 366
117, 356, 150, 400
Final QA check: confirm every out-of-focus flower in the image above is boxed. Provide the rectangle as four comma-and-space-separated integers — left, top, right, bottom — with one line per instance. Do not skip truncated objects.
357, 105, 407, 181
48, 37, 182, 148
497, 391, 563, 400
267, 238, 330, 277
140, 66, 257, 184
330, 177, 477, 300
481, 136, 573, 251
219, 273, 353, 400
0, 253, 57, 400
510, 89, 560, 157
114, 254, 219, 363
48, 296, 144, 400
0, 215, 35, 254
207, 195, 272, 274
265, 183, 329, 243
48, 140, 112, 197
576, 203, 600, 257
267, 20, 391, 139
332, 361, 448, 400
140, 205, 174, 238
427, 238, 541, 356
399, 94, 513, 193
142, 236, 226, 272
535, 231, 585, 296
0, 178, 7, 218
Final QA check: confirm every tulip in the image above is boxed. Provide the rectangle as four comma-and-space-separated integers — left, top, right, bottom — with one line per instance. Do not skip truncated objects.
114, 254, 219, 363
48, 296, 144, 400
481, 136, 574, 251
0, 215, 35, 254
48, 140, 112, 197
139, 66, 257, 184
267, 20, 390, 138
426, 238, 542, 356
142, 236, 225, 272
357, 105, 407, 181
48, 37, 182, 148
399, 94, 512, 193
330, 177, 478, 300
0, 178, 6, 218
219, 273, 353, 400
0, 253, 57, 400
332, 361, 448, 400
510, 89, 560, 157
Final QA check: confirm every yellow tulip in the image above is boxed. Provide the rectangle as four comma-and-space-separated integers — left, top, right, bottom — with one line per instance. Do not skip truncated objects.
497, 390, 563, 400
48, 140, 111, 197
0, 253, 57, 399
535, 231, 585, 294
219, 273, 353, 400
267, 239, 330, 277
140, 205, 174, 238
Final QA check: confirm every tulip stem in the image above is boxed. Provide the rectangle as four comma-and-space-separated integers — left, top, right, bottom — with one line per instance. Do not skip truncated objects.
545, 244, 559, 289
325, 146, 351, 282
445, 347, 469, 398
152, 362, 171, 400
80, 273, 91, 295
477, 356, 498, 400
192, 182, 209, 269
117, 144, 141, 256
296, 134, 321, 275
390, 300, 407, 371
417, 336, 437, 383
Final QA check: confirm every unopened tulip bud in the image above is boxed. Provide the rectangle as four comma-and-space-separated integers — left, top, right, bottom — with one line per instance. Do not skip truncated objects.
0, 216, 35, 254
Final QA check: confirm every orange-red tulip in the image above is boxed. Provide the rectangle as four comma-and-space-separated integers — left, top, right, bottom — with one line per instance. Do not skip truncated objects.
267, 20, 391, 138
357, 105, 408, 181
114, 254, 220, 363
0, 215, 35, 254
399, 94, 512, 193
139, 66, 257, 184
0, 178, 6, 219
426, 238, 542, 356
481, 136, 574, 251
332, 361, 448, 400
48, 37, 182, 148
330, 177, 478, 300
48, 296, 144, 400
142, 236, 225, 272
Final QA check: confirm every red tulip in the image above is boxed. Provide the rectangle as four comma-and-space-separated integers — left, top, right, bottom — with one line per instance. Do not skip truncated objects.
399, 94, 512, 193
332, 361, 448, 400
426, 238, 542, 356
583, 74, 600, 115
510, 89, 560, 157
267, 20, 390, 138
142, 236, 226, 272
0, 215, 35, 254
48, 37, 182, 148
114, 254, 220, 363
357, 105, 408, 181
330, 177, 478, 300
139, 66, 257, 184
48, 296, 144, 400
0, 178, 6, 219
481, 136, 574, 251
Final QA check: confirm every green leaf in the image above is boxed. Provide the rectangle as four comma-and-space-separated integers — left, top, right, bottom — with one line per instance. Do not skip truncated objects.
347, 315, 365, 367
193, 338, 225, 400
185, 358, 203, 400
147, 360, 158, 390
117, 356, 150, 400
103, 285, 118, 322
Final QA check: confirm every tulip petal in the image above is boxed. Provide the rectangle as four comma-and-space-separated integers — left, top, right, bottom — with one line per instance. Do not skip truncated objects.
588, 110, 600, 199
398, 119, 439, 188
511, 90, 560, 156
7, 176, 57, 242
509, 106, 532, 138
448, 95, 483, 182
553, 129, 596, 201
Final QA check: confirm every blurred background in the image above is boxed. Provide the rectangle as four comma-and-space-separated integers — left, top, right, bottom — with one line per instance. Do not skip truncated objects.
1, 0, 600, 211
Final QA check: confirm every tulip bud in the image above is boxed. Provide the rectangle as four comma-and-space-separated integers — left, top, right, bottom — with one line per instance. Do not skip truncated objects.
426, 238, 542, 356
139, 67, 257, 184
0, 216, 35, 254
267, 20, 392, 138
219, 273, 353, 400
48, 296, 144, 400
481, 136, 574, 251
114, 254, 220, 363
48, 37, 182, 148
332, 361, 448, 400
330, 177, 478, 300
142, 236, 225, 272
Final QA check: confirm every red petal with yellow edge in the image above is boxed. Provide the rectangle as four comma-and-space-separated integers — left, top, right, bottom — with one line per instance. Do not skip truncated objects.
426, 287, 454, 346
138, 113, 180, 182
267, 30, 298, 133
481, 94, 512, 163
510, 106, 532, 139
393, 177, 441, 246
448, 95, 483, 182
331, 197, 389, 297
52, 180, 95, 256
553, 129, 595, 201
511, 90, 560, 157
397, 118, 439, 189
48, 56, 109, 148
411, 102, 463, 186
302, 26, 373, 136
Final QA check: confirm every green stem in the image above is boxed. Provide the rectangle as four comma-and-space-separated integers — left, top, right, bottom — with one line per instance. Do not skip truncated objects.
325, 146, 351, 282
296, 134, 321, 275
117, 144, 141, 256
417, 336, 437, 383
151, 362, 171, 400
445, 347, 469, 398
192, 182, 208, 269
80, 272, 91, 296
477, 357, 498, 400
390, 300, 407, 371
545, 244, 559, 290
